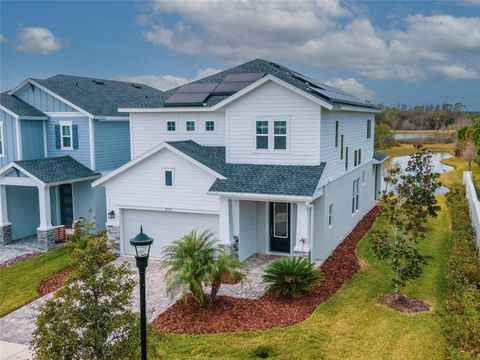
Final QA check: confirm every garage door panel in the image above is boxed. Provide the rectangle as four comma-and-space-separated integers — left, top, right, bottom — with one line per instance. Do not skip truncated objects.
122, 210, 219, 257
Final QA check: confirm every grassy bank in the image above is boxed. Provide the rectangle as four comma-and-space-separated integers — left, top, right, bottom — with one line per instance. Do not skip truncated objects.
0, 246, 71, 317
379, 143, 455, 157
152, 198, 451, 359
394, 130, 455, 135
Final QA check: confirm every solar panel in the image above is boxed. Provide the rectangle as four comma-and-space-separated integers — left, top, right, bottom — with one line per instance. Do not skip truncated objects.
212, 81, 253, 95
164, 92, 210, 106
176, 83, 219, 93
223, 72, 264, 83
309, 87, 371, 106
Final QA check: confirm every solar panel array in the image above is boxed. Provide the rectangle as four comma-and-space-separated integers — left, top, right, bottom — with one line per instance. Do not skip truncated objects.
164, 72, 265, 106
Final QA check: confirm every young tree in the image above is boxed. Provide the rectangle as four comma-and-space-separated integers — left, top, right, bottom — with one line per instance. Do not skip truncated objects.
31, 236, 139, 360
462, 139, 476, 171
371, 145, 440, 300
209, 252, 246, 303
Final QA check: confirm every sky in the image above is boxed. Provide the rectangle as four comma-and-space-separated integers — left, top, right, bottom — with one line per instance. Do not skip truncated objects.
0, 0, 479, 110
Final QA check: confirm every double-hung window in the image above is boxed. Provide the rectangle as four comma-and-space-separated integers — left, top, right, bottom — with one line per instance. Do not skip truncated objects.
274, 121, 287, 150
345, 147, 349, 170
167, 121, 176, 132
328, 203, 333, 227
352, 178, 360, 214
164, 169, 174, 187
340, 135, 344, 160
367, 119, 372, 139
205, 121, 215, 132
335, 121, 339, 147
186, 121, 195, 132
358, 149, 362, 165
60, 121, 73, 150
256, 121, 269, 149
0, 121, 4, 157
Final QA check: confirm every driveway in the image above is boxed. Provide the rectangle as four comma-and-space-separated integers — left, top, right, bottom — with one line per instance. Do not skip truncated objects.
0, 257, 175, 345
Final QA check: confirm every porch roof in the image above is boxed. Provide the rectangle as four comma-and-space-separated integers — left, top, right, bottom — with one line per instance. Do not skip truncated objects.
373, 151, 388, 164
10, 156, 100, 185
168, 141, 326, 197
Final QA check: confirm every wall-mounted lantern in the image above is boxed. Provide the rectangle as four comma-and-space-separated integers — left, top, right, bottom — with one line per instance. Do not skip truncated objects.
108, 210, 115, 220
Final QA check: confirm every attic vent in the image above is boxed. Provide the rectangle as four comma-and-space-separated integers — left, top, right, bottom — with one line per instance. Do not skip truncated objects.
131, 84, 142, 89
92, 80, 104, 85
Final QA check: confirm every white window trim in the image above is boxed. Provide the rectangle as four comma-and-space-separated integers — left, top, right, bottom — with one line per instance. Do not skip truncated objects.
253, 117, 290, 153
352, 178, 360, 215
163, 168, 175, 188
185, 120, 196, 133
166, 120, 177, 132
273, 202, 289, 239
0, 121, 4, 158
328, 203, 333, 228
204, 120, 216, 133
60, 121, 73, 151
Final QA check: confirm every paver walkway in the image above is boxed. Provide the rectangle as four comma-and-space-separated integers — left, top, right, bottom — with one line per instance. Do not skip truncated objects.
0, 236, 43, 266
0, 257, 175, 345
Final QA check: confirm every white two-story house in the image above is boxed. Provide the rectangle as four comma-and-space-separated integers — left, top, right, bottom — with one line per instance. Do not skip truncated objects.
93, 59, 387, 262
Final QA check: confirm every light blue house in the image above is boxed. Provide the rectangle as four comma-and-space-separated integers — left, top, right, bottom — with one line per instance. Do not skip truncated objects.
0, 75, 162, 249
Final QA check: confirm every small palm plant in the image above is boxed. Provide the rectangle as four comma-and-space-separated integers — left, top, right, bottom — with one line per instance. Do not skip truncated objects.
161, 230, 216, 305
209, 252, 246, 303
262, 257, 323, 298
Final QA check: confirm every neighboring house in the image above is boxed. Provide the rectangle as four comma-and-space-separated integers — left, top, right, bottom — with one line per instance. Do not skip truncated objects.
0, 76, 162, 249
94, 59, 387, 262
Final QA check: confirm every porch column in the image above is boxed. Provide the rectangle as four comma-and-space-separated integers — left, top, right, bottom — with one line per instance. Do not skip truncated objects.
0, 185, 12, 245
37, 185, 55, 250
218, 197, 238, 256
293, 202, 310, 258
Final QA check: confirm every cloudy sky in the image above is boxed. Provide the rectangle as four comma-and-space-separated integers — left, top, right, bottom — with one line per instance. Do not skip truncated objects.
0, 0, 479, 109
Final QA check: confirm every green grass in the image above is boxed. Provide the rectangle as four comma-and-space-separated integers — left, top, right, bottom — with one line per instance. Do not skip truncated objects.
379, 143, 455, 157
0, 246, 71, 317
393, 130, 455, 135
151, 198, 451, 359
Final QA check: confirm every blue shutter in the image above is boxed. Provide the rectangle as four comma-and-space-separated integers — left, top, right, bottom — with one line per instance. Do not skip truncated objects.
72, 125, 79, 149
55, 125, 61, 149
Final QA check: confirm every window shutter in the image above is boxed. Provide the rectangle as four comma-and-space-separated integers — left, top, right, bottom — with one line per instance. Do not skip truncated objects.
55, 125, 61, 149
72, 125, 79, 149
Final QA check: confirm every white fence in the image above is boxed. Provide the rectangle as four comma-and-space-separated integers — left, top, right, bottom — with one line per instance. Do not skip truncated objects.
463, 171, 480, 248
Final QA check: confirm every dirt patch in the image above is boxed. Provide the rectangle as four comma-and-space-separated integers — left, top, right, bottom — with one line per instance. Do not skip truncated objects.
0, 252, 42, 269
380, 294, 430, 314
37, 266, 75, 296
152, 206, 380, 334
221, 273, 242, 285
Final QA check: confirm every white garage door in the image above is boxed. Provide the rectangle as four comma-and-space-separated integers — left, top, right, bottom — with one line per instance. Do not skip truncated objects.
122, 209, 219, 257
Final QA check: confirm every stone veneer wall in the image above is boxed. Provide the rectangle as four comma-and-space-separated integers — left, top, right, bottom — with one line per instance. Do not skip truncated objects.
107, 225, 121, 255
0, 224, 12, 246
37, 228, 56, 250
218, 236, 239, 257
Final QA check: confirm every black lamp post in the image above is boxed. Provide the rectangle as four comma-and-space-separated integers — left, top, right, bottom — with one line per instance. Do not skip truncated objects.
130, 226, 153, 360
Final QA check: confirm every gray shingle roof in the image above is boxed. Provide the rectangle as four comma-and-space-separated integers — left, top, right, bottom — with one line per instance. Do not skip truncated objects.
14, 156, 100, 184
167, 141, 325, 197
374, 151, 388, 162
30, 75, 163, 117
133, 59, 378, 110
0, 93, 48, 118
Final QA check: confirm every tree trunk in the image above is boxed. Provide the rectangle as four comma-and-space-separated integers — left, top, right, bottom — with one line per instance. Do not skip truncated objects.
469, 160, 472, 172
210, 281, 220, 304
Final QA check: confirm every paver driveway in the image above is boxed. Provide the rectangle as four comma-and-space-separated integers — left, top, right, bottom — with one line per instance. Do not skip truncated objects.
0, 257, 175, 345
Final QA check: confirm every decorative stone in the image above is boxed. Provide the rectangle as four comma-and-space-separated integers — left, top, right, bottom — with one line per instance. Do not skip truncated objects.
218, 236, 239, 257
37, 228, 56, 250
0, 224, 13, 246
294, 250, 311, 260
107, 225, 121, 255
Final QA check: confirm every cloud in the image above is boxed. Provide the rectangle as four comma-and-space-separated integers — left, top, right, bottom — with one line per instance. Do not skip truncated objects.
429, 65, 478, 80
140, 1, 480, 82
325, 78, 375, 101
0, 34, 6, 43
116, 67, 222, 90
16, 27, 62, 54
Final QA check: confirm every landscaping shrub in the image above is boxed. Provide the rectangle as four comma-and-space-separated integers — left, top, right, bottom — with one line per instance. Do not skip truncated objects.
443, 185, 480, 359
262, 257, 323, 298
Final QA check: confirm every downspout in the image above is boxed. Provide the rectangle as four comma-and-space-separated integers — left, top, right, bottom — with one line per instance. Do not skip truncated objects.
307, 201, 315, 263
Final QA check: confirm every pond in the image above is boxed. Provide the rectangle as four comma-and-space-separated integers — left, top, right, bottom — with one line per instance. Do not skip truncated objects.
381, 152, 454, 194
394, 133, 436, 140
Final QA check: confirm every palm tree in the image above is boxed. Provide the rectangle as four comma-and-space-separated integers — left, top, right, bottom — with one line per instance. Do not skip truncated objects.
161, 230, 216, 305
209, 252, 246, 303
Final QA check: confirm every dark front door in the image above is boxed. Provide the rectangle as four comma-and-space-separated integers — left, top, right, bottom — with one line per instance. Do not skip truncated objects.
269, 202, 290, 253
59, 184, 74, 226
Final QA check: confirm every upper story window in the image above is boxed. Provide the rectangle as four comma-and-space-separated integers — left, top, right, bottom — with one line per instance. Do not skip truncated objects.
167, 121, 176, 132
328, 203, 333, 227
0, 121, 4, 157
186, 121, 195, 132
164, 169, 174, 187
340, 134, 344, 160
60, 121, 73, 150
335, 121, 339, 147
255, 119, 288, 151
205, 121, 215, 132
367, 119, 372, 139
358, 149, 362, 165
345, 147, 349, 170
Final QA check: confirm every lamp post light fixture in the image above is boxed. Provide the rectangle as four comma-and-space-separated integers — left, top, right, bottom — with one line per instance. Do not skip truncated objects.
130, 226, 153, 360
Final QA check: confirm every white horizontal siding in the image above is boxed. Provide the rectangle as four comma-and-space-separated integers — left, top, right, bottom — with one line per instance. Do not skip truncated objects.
225, 81, 321, 165
105, 148, 220, 225
131, 112, 226, 158
319, 110, 375, 185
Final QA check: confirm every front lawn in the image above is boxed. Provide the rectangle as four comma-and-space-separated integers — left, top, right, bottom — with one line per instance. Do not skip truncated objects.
0, 246, 71, 317
152, 197, 450, 359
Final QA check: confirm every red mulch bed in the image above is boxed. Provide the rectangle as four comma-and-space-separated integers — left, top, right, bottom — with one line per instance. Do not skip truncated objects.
380, 294, 430, 313
0, 252, 42, 269
153, 206, 381, 334
37, 266, 75, 296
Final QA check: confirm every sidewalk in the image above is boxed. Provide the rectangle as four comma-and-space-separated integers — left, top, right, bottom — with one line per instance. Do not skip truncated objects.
0, 341, 33, 360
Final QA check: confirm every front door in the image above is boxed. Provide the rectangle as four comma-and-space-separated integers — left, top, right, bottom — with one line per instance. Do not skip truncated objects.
269, 202, 290, 253
59, 184, 74, 226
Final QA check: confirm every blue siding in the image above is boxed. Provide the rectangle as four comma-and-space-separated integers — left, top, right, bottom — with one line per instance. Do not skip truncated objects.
21, 120, 45, 160
0, 110, 18, 167
73, 179, 106, 231
7, 185, 39, 240
94, 120, 130, 171
46, 116, 91, 168
17, 85, 76, 112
